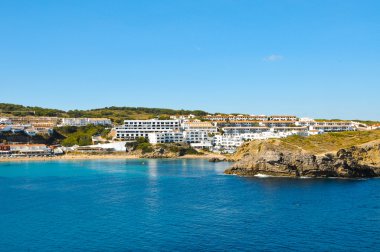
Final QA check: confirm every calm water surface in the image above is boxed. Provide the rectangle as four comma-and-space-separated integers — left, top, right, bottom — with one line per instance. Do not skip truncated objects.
0, 159, 379, 251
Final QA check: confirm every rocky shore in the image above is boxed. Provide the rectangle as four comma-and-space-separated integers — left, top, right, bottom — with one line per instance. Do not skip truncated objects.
225, 138, 380, 178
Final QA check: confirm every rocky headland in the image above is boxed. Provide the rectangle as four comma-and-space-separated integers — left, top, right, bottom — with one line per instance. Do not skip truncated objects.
225, 131, 380, 178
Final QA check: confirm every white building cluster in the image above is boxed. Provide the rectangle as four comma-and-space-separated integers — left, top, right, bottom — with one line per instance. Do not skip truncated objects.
58, 118, 112, 127
0, 116, 112, 137
114, 115, 362, 153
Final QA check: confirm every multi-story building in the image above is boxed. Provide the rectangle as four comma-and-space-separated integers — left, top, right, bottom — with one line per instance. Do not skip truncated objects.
59, 118, 112, 127
169, 114, 196, 120
214, 121, 261, 128
115, 119, 180, 140
87, 118, 112, 126
213, 135, 244, 150
203, 115, 268, 121
310, 125, 355, 132
259, 121, 297, 127
8, 116, 59, 127
183, 130, 211, 143
271, 126, 308, 133
148, 131, 184, 144
222, 126, 270, 135
268, 115, 298, 121
295, 121, 353, 127
295, 121, 356, 132
182, 121, 217, 133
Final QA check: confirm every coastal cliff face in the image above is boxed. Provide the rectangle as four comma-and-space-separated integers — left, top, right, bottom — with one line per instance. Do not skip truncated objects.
225, 138, 380, 178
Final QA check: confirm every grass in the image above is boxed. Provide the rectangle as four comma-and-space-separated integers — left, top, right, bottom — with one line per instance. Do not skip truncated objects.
280, 130, 380, 154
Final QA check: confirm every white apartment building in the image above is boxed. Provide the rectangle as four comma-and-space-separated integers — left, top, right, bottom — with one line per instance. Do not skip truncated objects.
271, 126, 308, 133
268, 115, 298, 121
183, 130, 211, 143
295, 121, 356, 132
148, 131, 184, 144
310, 125, 355, 132
203, 115, 268, 121
115, 119, 180, 140
240, 131, 295, 141
295, 121, 353, 127
190, 140, 213, 149
222, 126, 269, 135
59, 118, 112, 127
169, 114, 196, 120
215, 121, 261, 128
182, 121, 217, 133
259, 121, 297, 127
213, 135, 244, 149
88, 118, 112, 126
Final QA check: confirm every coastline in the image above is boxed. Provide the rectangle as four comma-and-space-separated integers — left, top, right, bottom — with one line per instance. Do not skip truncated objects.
0, 153, 227, 163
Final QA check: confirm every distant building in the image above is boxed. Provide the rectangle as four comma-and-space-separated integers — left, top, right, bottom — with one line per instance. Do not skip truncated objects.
310, 125, 355, 132
203, 115, 268, 121
222, 126, 269, 135
214, 121, 261, 128
169, 114, 196, 120
8, 116, 59, 127
259, 121, 297, 127
59, 118, 112, 127
8, 144, 52, 156
268, 115, 298, 121
182, 121, 217, 133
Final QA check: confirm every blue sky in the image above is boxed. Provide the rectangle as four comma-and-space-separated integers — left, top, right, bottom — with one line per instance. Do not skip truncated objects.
0, 0, 379, 120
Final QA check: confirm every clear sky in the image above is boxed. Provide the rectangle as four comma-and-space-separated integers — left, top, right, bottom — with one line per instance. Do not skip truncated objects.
0, 0, 379, 120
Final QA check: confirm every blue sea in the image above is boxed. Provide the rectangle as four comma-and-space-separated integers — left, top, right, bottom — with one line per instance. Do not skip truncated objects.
0, 159, 379, 251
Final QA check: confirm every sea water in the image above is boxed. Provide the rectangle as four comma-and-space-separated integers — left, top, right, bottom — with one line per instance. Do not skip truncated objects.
0, 159, 379, 251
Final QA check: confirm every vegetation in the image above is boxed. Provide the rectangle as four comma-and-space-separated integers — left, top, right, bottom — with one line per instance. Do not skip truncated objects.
0, 103, 65, 117
0, 103, 208, 124
55, 125, 110, 146
0, 130, 65, 145
124, 138, 200, 156
125, 137, 154, 153
280, 130, 380, 154
156, 143, 200, 156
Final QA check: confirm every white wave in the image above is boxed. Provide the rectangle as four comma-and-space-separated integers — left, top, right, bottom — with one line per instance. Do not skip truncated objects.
254, 173, 273, 178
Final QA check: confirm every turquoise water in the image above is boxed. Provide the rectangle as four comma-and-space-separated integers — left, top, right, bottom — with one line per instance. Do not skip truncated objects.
0, 159, 379, 251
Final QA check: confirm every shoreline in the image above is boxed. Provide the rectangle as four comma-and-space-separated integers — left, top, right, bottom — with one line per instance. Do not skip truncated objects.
0, 153, 227, 163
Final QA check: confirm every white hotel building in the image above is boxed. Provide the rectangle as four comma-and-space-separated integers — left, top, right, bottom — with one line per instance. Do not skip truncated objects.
148, 131, 184, 144
115, 119, 180, 140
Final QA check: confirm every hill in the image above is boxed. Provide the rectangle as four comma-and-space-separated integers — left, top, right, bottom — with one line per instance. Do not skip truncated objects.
0, 103, 208, 124
227, 130, 380, 178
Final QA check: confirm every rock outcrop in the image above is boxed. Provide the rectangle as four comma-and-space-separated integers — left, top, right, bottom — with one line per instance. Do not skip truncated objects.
225, 139, 380, 178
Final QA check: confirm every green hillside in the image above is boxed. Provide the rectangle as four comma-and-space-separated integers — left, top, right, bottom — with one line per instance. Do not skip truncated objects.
0, 103, 208, 124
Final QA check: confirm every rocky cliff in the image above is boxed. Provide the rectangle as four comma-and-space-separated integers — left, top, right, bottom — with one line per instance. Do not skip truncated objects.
225, 132, 380, 178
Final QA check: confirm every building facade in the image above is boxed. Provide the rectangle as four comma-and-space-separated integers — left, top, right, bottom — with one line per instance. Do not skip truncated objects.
115, 119, 180, 140
148, 131, 184, 144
